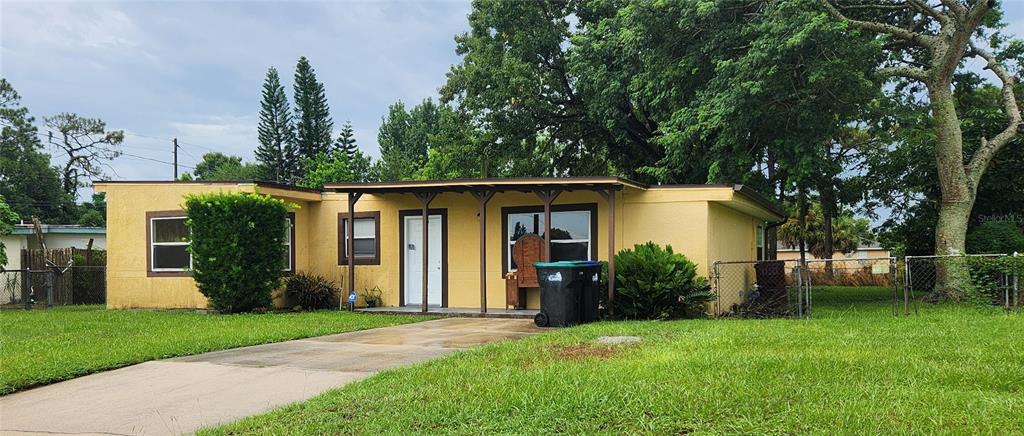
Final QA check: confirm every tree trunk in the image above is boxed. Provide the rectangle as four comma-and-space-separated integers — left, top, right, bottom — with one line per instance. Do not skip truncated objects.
929, 83, 976, 300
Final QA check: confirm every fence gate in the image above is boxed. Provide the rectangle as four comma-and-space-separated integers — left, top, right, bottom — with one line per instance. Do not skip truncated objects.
713, 257, 905, 319
800, 257, 904, 317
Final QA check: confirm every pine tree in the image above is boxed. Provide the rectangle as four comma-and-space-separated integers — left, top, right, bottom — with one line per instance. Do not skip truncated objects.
255, 67, 298, 182
293, 57, 333, 162
334, 121, 358, 159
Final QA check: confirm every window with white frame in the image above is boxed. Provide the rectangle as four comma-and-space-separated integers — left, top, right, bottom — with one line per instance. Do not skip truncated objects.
339, 211, 380, 265
506, 207, 593, 272
150, 216, 190, 271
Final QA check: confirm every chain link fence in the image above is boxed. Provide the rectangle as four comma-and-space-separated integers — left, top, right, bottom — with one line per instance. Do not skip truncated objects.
906, 254, 1021, 310
1, 266, 106, 308
713, 260, 808, 318
714, 253, 1022, 319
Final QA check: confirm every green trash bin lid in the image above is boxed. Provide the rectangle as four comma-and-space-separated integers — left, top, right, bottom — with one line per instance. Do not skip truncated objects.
533, 260, 603, 268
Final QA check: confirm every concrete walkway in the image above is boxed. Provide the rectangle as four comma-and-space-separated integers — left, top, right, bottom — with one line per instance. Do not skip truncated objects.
0, 318, 543, 435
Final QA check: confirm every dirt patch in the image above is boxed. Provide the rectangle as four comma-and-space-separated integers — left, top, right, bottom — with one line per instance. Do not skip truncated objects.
550, 343, 622, 361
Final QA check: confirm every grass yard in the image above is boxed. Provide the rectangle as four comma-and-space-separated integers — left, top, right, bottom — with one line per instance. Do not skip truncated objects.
206, 287, 1024, 435
0, 306, 429, 395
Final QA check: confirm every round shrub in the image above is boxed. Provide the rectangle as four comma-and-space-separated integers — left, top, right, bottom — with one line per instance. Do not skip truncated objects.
185, 192, 293, 313
284, 272, 340, 310
966, 221, 1024, 255
611, 242, 713, 319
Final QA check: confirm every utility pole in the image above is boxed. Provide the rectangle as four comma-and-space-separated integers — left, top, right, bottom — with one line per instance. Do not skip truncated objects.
172, 137, 179, 180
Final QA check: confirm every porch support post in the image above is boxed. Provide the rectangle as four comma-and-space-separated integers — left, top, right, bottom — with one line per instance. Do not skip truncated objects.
471, 190, 495, 313
345, 191, 363, 310
598, 188, 617, 318
414, 192, 438, 313
535, 189, 561, 261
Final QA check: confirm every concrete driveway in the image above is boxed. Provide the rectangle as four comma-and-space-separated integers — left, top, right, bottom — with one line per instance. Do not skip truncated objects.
0, 317, 543, 435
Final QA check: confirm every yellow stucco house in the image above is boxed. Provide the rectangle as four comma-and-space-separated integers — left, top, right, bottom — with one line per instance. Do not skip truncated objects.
94, 177, 784, 314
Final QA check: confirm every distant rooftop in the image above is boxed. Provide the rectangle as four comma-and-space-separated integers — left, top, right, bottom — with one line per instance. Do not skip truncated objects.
776, 241, 884, 251
11, 224, 106, 235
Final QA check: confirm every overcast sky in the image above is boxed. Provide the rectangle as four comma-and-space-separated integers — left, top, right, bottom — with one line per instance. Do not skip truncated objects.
2, 1, 1023, 201
2, 0, 471, 187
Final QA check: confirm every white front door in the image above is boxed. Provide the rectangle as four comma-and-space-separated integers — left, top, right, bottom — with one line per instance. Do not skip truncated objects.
404, 214, 442, 306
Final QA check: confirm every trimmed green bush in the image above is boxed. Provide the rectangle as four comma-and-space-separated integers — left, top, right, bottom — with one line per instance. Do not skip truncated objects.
611, 242, 713, 319
966, 221, 1024, 255
71, 250, 106, 304
185, 192, 293, 313
284, 272, 340, 310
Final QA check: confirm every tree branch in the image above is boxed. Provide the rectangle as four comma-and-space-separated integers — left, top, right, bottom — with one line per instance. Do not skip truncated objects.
907, 0, 949, 25
938, 0, 967, 17
820, 0, 936, 47
966, 40, 1023, 183
878, 65, 930, 82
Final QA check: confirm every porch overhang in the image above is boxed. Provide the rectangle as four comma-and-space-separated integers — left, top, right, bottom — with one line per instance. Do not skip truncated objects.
324, 176, 644, 194
329, 177, 633, 317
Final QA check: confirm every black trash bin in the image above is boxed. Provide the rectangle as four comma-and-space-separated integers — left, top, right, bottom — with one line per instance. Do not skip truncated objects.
533, 260, 603, 327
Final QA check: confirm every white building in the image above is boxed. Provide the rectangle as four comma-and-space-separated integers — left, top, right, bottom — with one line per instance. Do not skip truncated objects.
1, 224, 106, 270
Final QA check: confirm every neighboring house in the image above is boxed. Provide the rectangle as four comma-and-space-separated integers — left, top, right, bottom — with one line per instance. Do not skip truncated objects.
1, 224, 107, 271
94, 178, 785, 313
776, 242, 891, 264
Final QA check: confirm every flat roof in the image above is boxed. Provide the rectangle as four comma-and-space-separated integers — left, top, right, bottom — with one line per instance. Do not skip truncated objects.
325, 176, 647, 192
93, 177, 785, 220
92, 180, 322, 194
12, 224, 106, 235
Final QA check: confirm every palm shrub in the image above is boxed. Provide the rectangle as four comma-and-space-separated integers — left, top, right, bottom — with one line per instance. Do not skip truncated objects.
284, 272, 340, 310
185, 192, 293, 313
612, 242, 713, 319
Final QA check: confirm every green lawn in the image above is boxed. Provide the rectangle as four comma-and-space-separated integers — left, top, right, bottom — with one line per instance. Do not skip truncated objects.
205, 287, 1024, 435
0, 306, 428, 395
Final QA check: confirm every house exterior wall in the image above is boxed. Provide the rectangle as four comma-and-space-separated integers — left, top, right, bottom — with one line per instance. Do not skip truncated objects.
97, 182, 778, 311
707, 202, 761, 310
313, 190, 621, 310
99, 183, 315, 309
2, 235, 28, 270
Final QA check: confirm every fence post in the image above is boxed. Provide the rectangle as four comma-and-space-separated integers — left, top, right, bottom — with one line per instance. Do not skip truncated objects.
713, 262, 721, 316
795, 264, 803, 319
46, 269, 54, 309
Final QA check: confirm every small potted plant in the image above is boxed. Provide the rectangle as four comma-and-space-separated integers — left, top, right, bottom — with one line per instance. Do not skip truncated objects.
361, 286, 383, 308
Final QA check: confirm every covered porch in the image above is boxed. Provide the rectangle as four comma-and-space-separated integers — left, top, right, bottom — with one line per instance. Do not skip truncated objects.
354, 306, 540, 319
327, 177, 639, 316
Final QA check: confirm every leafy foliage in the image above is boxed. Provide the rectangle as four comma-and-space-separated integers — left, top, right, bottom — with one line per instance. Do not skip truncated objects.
333, 121, 358, 159
256, 67, 299, 183
0, 79, 75, 223
293, 57, 333, 163
298, 150, 374, 189
966, 221, 1024, 255
284, 272, 340, 310
777, 202, 874, 259
184, 192, 293, 313
611, 242, 713, 319
187, 152, 263, 181
43, 113, 124, 197
0, 195, 20, 267
71, 249, 106, 304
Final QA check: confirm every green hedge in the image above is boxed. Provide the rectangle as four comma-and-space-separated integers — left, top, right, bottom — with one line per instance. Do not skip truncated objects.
185, 192, 294, 313
609, 242, 713, 319
966, 221, 1024, 255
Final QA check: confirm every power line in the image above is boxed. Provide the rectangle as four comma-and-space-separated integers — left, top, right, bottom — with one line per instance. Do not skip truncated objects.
119, 152, 195, 170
